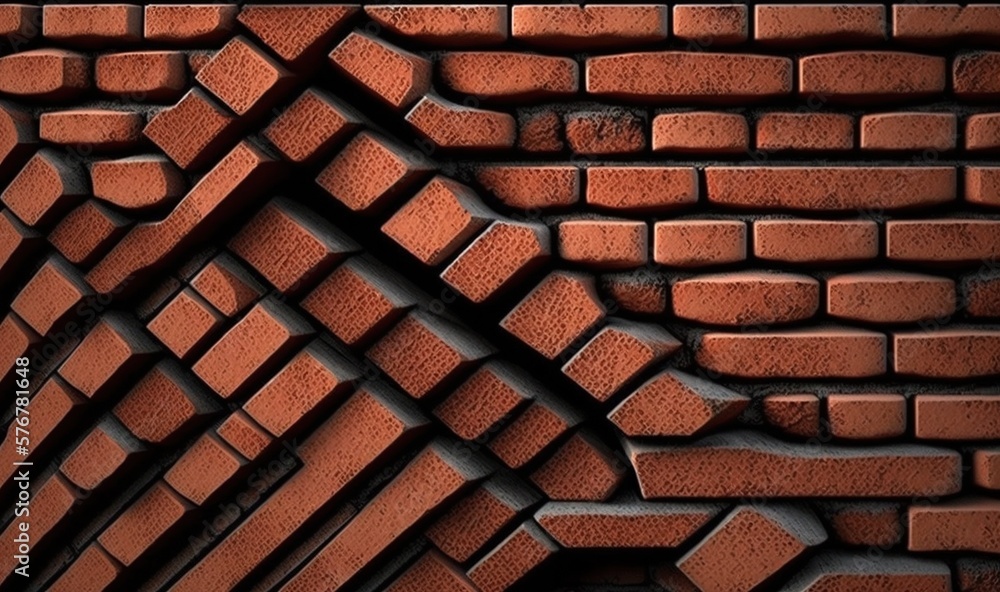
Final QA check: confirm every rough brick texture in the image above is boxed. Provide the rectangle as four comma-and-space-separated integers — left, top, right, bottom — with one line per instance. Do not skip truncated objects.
4, 3, 999, 591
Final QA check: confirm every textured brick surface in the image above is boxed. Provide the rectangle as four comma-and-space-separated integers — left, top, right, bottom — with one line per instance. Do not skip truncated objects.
3, 4, 999, 591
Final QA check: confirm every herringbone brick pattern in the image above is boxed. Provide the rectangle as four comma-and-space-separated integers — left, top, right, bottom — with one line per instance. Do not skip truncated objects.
1, 3, 999, 591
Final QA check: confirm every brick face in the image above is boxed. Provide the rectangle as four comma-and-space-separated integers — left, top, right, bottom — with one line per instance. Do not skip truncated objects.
5, 3, 1000, 591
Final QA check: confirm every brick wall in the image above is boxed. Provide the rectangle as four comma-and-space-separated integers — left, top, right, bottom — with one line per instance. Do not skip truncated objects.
1, 3, 999, 591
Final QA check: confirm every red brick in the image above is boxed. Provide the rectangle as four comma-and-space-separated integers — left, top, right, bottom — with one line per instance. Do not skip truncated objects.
965, 113, 1000, 151
887, 220, 1000, 263
897, 331, 1000, 378
756, 112, 855, 151
755, 5, 886, 46
476, 165, 579, 209
0, 102, 36, 180
143, 88, 237, 170
191, 253, 264, 318
894, 5, 1000, 44
828, 394, 908, 440
587, 52, 792, 102
0, 473, 79, 578
230, 198, 357, 294
0, 313, 38, 385
49, 200, 131, 266
367, 5, 507, 47
785, 553, 949, 591
147, 288, 225, 361
538, 500, 719, 549
0, 49, 89, 100
216, 410, 272, 461
330, 32, 430, 110
958, 558, 1000, 592
502, 272, 605, 360
368, 311, 492, 399
244, 340, 358, 437
673, 5, 748, 45
610, 369, 748, 437
626, 430, 961, 497
974, 450, 1000, 490
434, 361, 534, 441
440, 52, 577, 101
800, 52, 946, 101
386, 551, 478, 592
144, 4, 237, 44
383, 176, 493, 266
264, 88, 360, 163
955, 52, 1000, 100
407, 95, 516, 150
12, 256, 92, 336
965, 274, 1000, 318
95, 51, 187, 102
48, 543, 121, 592
3, 149, 86, 227
169, 386, 427, 592
282, 443, 485, 592
113, 361, 216, 445
531, 431, 625, 501
754, 219, 878, 263
915, 394, 1000, 439
512, 5, 668, 49
763, 394, 821, 439
586, 166, 698, 212
40, 109, 143, 152
827, 272, 955, 323
442, 220, 551, 303
673, 271, 819, 326
601, 273, 668, 315
427, 477, 539, 563
90, 156, 186, 210
822, 502, 903, 547
0, 377, 82, 477
317, 132, 432, 213
302, 256, 416, 346
193, 298, 314, 399
196, 36, 293, 116
164, 433, 245, 505
87, 141, 279, 294
706, 166, 956, 211
679, 504, 826, 592
966, 166, 1000, 206
652, 112, 748, 154
468, 521, 559, 592
98, 482, 192, 566
653, 220, 747, 267
0, 4, 38, 41
43, 4, 140, 46
518, 110, 563, 152
563, 321, 679, 402
238, 5, 358, 64
861, 112, 957, 151
59, 313, 159, 400
564, 111, 646, 154
557, 219, 646, 269
698, 328, 887, 379
909, 499, 1000, 554
60, 419, 143, 492
489, 392, 582, 469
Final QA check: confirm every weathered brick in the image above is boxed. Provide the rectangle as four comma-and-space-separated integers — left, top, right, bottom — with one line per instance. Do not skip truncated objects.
975, 449, 1000, 490
442, 220, 551, 303
672, 271, 820, 326
783, 553, 950, 592
434, 361, 534, 441
909, 499, 1000, 554
800, 52, 946, 101
59, 313, 159, 400
601, 273, 669, 315
586, 166, 698, 212
440, 52, 577, 100
887, 220, 1000, 263
537, 500, 721, 548
476, 165, 578, 209
513, 4, 667, 49
558, 219, 647, 269
828, 394, 908, 440
60, 419, 144, 492
43, 4, 141, 46
673, 5, 747, 45
144, 4, 237, 44
238, 5, 358, 64
49, 200, 131, 266
98, 482, 192, 566
0, 49, 89, 100
653, 220, 747, 267
489, 391, 582, 469
12, 256, 92, 336
367, 5, 507, 46
330, 32, 430, 110
147, 288, 225, 361
626, 431, 961, 497
763, 394, 821, 439
894, 5, 1000, 44
755, 5, 886, 46
468, 521, 559, 592
96, 51, 187, 102
113, 361, 216, 445
915, 394, 1000, 440
501, 272, 605, 360
954, 52, 1000, 99
652, 112, 748, 153
756, 112, 854, 151
966, 166, 1000, 206
827, 272, 955, 323
861, 112, 957, 151
407, 95, 516, 150
143, 89, 237, 170
264, 88, 360, 163
90, 156, 186, 210
588, 52, 792, 102
530, 432, 625, 501
196, 36, 293, 116
216, 410, 272, 461
164, 433, 245, 505
821, 502, 903, 547
697, 329, 887, 379
610, 369, 748, 437
190, 252, 264, 317
39, 109, 143, 151
3, 149, 87, 227
754, 219, 878, 263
